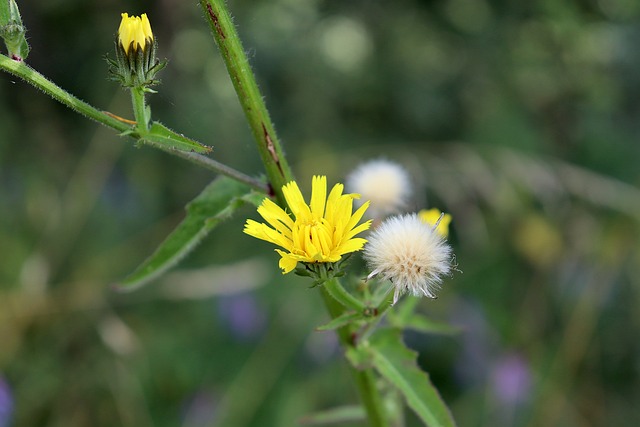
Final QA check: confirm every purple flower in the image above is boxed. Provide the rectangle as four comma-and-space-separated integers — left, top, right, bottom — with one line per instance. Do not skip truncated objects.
218, 293, 266, 340
490, 352, 532, 406
0, 377, 13, 427
181, 391, 217, 427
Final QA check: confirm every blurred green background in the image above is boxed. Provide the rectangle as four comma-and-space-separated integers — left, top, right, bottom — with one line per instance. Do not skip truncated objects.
1, 0, 640, 426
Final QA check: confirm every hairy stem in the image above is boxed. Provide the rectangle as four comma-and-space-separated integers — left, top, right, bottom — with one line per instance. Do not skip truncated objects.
130, 86, 149, 132
0, 54, 266, 193
321, 286, 390, 427
198, 0, 294, 203
0, 55, 130, 132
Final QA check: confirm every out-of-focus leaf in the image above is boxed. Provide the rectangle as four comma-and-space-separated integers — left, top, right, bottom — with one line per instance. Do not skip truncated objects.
316, 311, 363, 331
299, 405, 366, 425
388, 312, 460, 335
369, 328, 456, 427
116, 176, 260, 291
144, 121, 211, 154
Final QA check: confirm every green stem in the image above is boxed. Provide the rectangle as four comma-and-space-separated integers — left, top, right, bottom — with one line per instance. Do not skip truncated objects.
199, 0, 294, 204
320, 286, 389, 427
0, 54, 266, 192
0, 54, 130, 133
130, 86, 149, 132
162, 149, 268, 193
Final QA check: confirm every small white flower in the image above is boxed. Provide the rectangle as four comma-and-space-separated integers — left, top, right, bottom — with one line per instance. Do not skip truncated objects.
364, 214, 453, 305
346, 159, 412, 219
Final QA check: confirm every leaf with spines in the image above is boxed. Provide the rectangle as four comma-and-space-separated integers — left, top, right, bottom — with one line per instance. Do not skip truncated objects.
116, 176, 262, 291
142, 121, 211, 154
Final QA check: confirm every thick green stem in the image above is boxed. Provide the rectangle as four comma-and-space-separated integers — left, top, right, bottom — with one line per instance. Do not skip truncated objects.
199, 0, 294, 204
321, 286, 389, 427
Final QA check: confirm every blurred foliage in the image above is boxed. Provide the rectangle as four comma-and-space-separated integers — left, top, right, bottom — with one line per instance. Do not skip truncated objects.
1, 0, 640, 426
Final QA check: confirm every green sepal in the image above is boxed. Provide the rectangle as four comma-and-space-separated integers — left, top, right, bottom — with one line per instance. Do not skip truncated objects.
142, 121, 211, 154
116, 176, 261, 291
108, 37, 166, 88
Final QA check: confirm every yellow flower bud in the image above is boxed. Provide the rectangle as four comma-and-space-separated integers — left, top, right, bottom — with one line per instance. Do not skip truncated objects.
118, 13, 153, 54
109, 12, 165, 88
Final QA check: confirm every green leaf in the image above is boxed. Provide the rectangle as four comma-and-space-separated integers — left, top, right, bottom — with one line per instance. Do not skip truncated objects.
299, 405, 366, 425
388, 312, 460, 335
240, 190, 268, 207
316, 311, 363, 331
369, 328, 457, 427
143, 121, 211, 154
116, 176, 259, 291
323, 277, 366, 312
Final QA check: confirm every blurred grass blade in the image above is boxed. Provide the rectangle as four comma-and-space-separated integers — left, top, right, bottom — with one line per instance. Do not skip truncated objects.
116, 176, 260, 291
144, 121, 211, 154
369, 328, 456, 427
299, 405, 366, 425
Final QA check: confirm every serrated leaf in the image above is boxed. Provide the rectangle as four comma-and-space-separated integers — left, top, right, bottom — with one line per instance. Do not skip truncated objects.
299, 405, 366, 425
369, 328, 456, 427
116, 176, 260, 291
316, 311, 363, 331
144, 121, 211, 154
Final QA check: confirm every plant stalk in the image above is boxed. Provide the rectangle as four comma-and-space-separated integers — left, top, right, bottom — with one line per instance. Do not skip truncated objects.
130, 86, 149, 132
321, 285, 389, 427
0, 54, 265, 192
198, 0, 294, 204
0, 55, 130, 132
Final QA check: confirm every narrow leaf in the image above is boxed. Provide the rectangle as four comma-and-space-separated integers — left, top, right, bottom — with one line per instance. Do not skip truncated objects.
323, 278, 366, 312
299, 405, 366, 425
316, 311, 363, 331
388, 312, 460, 335
144, 121, 211, 154
116, 177, 258, 291
369, 328, 456, 427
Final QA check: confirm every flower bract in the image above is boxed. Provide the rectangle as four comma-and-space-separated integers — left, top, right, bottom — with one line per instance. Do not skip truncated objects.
364, 214, 453, 305
244, 176, 371, 274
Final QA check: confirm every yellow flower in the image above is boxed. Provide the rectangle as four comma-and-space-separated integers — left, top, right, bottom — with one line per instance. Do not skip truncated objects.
244, 176, 372, 274
118, 13, 153, 54
419, 208, 452, 238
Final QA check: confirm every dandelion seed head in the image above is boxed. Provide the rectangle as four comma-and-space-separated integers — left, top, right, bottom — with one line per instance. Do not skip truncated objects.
346, 160, 411, 218
364, 214, 452, 304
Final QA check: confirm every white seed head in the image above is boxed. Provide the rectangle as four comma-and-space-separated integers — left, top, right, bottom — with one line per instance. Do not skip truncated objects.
364, 214, 453, 305
346, 159, 412, 218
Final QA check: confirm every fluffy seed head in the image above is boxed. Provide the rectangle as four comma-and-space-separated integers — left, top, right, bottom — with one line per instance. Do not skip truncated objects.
364, 214, 452, 305
346, 159, 411, 219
